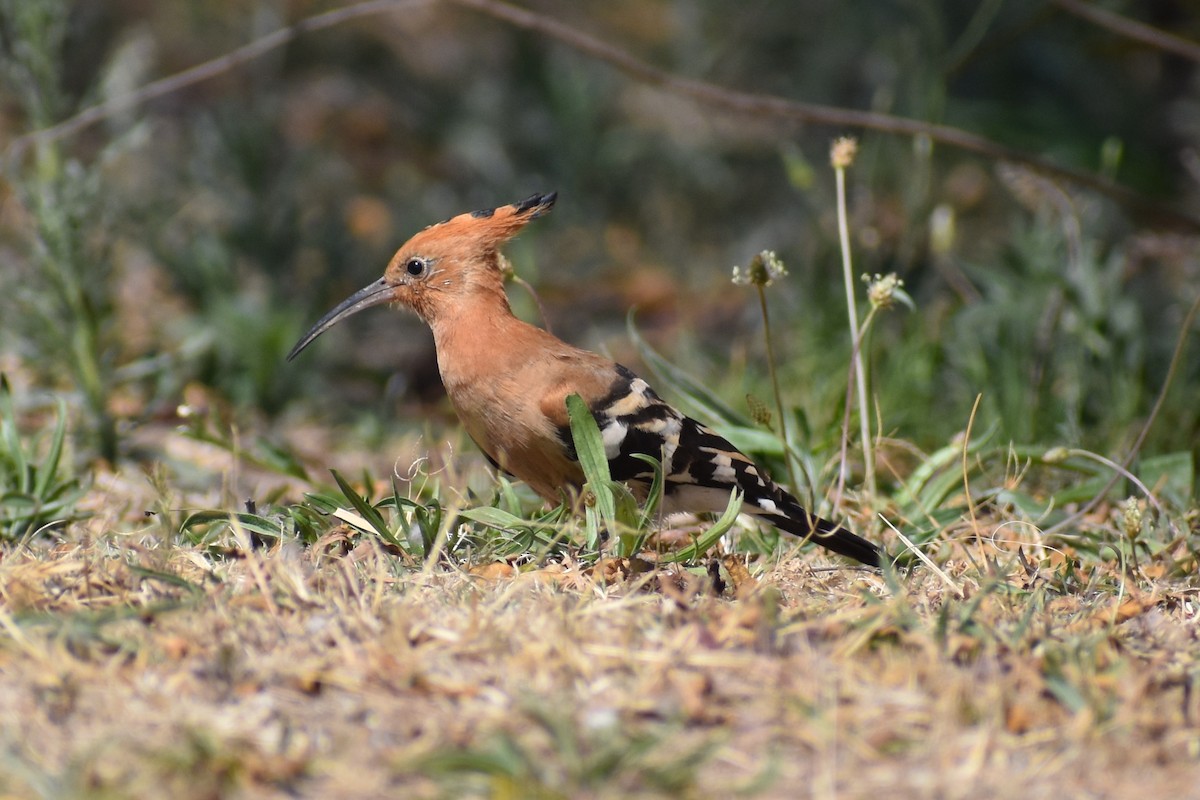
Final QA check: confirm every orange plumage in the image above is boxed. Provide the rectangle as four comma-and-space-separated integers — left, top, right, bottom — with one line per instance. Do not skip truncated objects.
289, 193, 880, 567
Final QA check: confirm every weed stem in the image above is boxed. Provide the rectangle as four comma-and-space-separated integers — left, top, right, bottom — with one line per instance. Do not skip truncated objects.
756, 284, 801, 493
834, 158, 876, 501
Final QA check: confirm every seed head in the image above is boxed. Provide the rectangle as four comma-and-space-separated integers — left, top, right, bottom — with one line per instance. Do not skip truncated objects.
831, 136, 858, 169
496, 252, 515, 282
861, 272, 911, 311
732, 250, 787, 288
1121, 497, 1143, 541
746, 393, 773, 428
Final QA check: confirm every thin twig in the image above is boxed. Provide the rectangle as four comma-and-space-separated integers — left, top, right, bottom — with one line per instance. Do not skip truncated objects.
6, 0, 1196, 230
449, 0, 1200, 231
1052, 0, 1200, 64
881, 515, 965, 599
1064, 448, 1170, 526
5, 0, 435, 162
510, 274, 554, 334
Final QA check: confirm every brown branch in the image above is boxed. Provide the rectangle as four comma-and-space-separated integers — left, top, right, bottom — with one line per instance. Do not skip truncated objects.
449, 0, 1199, 232
4, 0, 435, 162
6, 0, 1198, 230
1052, 0, 1200, 64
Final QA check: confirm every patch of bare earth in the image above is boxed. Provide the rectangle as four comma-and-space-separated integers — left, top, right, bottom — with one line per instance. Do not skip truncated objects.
1, 515, 1198, 800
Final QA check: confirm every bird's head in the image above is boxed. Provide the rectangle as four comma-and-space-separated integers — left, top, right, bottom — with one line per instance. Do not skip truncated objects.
287, 192, 556, 361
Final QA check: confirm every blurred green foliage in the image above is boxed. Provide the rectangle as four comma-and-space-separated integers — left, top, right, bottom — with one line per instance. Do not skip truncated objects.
0, 375, 85, 541
1, 0, 121, 460
0, 0, 1196, 471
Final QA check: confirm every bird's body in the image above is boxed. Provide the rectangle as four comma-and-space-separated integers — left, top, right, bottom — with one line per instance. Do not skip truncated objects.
289, 193, 880, 567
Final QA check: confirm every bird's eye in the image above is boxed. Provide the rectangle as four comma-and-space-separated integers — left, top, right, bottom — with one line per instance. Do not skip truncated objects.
405, 258, 427, 277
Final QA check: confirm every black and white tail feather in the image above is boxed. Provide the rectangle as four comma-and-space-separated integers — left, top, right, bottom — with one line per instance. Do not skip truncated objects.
560, 364, 881, 568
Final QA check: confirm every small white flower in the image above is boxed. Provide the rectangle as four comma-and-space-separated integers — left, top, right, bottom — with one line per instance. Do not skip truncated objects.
733, 250, 787, 288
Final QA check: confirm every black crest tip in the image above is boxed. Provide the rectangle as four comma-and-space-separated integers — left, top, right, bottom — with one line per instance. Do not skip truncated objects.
513, 192, 557, 218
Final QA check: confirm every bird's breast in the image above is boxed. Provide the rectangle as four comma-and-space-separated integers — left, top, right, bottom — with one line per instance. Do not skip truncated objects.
444, 374, 584, 502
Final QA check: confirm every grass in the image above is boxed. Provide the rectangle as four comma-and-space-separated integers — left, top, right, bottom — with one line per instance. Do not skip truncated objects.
0, 0, 124, 462
0, 462, 1197, 798
0, 291, 1196, 800
0, 375, 1196, 797
1, 2, 1199, 797
0, 375, 85, 543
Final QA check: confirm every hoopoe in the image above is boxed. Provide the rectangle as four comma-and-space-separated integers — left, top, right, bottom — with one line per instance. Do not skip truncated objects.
288, 193, 881, 567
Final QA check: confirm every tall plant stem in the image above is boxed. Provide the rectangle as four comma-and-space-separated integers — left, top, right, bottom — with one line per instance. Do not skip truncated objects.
835, 165, 876, 500
756, 284, 801, 493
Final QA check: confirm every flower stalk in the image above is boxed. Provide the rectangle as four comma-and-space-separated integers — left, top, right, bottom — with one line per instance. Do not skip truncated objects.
832, 137, 876, 500
732, 251, 801, 493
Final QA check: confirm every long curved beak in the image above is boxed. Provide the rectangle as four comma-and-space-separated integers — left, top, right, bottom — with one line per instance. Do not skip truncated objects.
286, 277, 395, 361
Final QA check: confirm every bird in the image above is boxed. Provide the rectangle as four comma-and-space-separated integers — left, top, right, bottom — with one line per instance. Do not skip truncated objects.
288, 192, 881, 567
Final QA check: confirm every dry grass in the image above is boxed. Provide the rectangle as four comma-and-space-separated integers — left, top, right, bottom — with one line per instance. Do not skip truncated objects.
1, 429, 1198, 799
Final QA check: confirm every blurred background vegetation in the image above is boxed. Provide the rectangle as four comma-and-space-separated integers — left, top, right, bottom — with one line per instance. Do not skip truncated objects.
0, 0, 1197, 495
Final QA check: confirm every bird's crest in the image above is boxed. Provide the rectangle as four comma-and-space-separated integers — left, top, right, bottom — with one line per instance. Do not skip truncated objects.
417, 192, 557, 251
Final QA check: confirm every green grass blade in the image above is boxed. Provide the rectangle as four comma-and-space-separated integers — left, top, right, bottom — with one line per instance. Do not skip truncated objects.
632, 452, 664, 534
0, 375, 30, 495
1137, 452, 1194, 507
659, 489, 743, 564
893, 422, 999, 513
229, 513, 287, 541
33, 395, 68, 498
566, 393, 617, 547
458, 506, 537, 530
254, 438, 310, 481
330, 469, 402, 547
127, 565, 205, 595
179, 510, 287, 542
303, 492, 343, 515
712, 425, 786, 456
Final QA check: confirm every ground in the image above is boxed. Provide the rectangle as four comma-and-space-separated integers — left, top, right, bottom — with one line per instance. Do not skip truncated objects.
1, 431, 1197, 799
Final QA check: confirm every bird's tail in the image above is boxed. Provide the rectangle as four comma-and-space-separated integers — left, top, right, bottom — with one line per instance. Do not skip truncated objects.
758, 497, 882, 568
